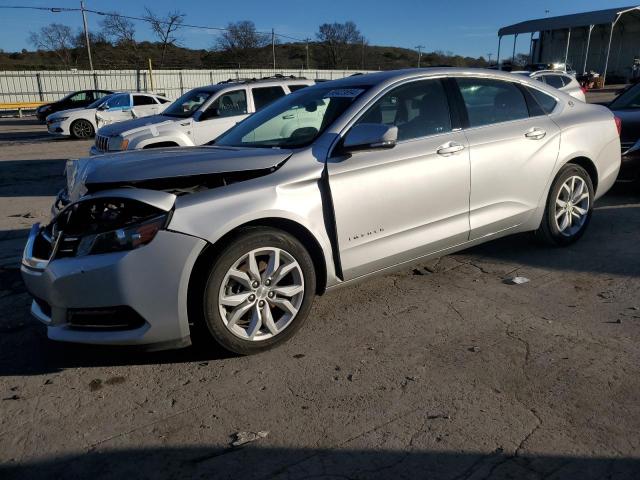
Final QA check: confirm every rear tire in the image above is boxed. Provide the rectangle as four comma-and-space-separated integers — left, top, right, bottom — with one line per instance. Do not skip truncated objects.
201, 228, 316, 355
70, 119, 94, 139
535, 164, 594, 246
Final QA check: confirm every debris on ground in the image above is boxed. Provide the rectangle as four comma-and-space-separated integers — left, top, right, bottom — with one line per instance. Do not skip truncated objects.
293, 353, 305, 359
231, 431, 269, 447
503, 276, 530, 285
468, 346, 481, 353
2, 394, 20, 401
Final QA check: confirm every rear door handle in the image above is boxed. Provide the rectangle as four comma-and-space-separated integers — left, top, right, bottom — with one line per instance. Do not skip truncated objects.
436, 142, 465, 156
525, 128, 546, 140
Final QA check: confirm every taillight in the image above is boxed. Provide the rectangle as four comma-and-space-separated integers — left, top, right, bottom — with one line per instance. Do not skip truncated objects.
614, 116, 622, 136
580, 85, 587, 94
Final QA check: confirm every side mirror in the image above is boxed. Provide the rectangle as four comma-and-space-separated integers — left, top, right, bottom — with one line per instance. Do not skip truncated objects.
342, 123, 398, 152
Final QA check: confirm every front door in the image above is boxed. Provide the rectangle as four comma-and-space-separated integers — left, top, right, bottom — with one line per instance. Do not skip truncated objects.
327, 78, 471, 280
192, 89, 250, 145
453, 77, 561, 239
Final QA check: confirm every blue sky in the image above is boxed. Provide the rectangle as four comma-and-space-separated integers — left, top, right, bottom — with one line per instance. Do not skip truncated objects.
0, 0, 627, 58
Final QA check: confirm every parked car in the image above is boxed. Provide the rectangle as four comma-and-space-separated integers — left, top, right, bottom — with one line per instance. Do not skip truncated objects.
607, 81, 640, 182
513, 70, 586, 102
90, 77, 314, 155
35, 89, 114, 122
46, 92, 170, 139
22, 68, 620, 354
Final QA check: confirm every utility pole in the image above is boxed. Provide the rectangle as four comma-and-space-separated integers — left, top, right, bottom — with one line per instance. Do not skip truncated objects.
305, 38, 310, 69
415, 45, 425, 67
487, 53, 493, 65
272, 28, 276, 70
80, 0, 93, 70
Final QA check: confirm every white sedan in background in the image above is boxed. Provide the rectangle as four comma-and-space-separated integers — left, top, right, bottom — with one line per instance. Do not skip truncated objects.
46, 92, 170, 139
513, 70, 586, 102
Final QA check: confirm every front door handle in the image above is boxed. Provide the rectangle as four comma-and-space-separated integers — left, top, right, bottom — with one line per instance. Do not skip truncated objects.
436, 142, 465, 156
525, 128, 546, 140
282, 114, 295, 119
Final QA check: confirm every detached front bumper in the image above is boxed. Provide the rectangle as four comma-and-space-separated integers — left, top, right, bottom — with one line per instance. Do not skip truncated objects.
21, 224, 206, 349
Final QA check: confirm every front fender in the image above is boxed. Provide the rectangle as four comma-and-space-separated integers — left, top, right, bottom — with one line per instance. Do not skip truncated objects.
167, 168, 339, 287
130, 131, 194, 150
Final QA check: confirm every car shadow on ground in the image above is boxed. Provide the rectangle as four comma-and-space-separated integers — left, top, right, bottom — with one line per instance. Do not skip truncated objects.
2, 446, 638, 479
0, 159, 66, 197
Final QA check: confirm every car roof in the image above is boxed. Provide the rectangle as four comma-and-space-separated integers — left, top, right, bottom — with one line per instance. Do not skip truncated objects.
192, 77, 314, 94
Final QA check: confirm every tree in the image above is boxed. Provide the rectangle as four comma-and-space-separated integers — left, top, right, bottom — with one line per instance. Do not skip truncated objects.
100, 13, 136, 46
214, 21, 269, 66
143, 7, 185, 67
316, 21, 362, 68
28, 23, 75, 67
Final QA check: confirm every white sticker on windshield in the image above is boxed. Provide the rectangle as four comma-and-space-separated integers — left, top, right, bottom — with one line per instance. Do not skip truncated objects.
323, 88, 365, 98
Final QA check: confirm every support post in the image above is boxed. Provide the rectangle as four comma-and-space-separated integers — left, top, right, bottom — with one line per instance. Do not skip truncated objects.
305, 39, 310, 69
564, 28, 572, 67
529, 32, 534, 63
148, 58, 154, 93
80, 1, 93, 71
583, 25, 594, 74
603, 18, 619, 86
496, 36, 502, 69
272, 28, 276, 70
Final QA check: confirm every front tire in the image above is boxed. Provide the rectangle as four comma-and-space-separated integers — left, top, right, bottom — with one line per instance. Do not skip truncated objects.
535, 164, 594, 246
202, 228, 316, 355
70, 119, 95, 139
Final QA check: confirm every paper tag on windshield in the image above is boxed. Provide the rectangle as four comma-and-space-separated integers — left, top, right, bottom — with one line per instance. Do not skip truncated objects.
323, 88, 364, 98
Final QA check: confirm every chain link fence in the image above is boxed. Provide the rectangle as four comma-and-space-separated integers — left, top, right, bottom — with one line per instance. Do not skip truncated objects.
0, 68, 372, 103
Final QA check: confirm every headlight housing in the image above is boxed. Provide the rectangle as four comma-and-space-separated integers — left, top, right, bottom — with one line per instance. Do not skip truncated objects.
48, 116, 68, 123
119, 138, 130, 151
49, 198, 169, 258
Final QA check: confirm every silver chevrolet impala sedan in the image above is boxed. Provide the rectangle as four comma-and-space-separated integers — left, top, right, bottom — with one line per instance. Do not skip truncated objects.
22, 68, 621, 354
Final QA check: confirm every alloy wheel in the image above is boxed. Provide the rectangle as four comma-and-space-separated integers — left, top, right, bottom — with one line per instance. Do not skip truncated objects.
218, 247, 304, 341
554, 175, 590, 237
72, 120, 93, 138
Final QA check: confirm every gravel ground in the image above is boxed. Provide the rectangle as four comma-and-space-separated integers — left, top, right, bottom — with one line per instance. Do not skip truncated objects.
0, 111, 638, 479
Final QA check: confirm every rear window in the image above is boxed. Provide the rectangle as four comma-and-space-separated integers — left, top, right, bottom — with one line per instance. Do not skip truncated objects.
542, 75, 565, 89
252, 86, 286, 111
528, 88, 558, 114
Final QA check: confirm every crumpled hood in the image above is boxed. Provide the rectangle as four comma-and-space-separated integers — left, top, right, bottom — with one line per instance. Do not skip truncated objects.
66, 146, 292, 201
97, 115, 176, 136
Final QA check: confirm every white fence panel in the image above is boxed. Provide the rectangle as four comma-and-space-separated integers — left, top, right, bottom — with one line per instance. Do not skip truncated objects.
0, 69, 373, 103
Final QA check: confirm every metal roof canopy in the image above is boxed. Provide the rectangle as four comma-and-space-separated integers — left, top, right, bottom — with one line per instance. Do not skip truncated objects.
499, 6, 640, 36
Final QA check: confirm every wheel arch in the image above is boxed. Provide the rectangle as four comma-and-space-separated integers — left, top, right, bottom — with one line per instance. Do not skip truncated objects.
186, 217, 328, 336
565, 156, 598, 191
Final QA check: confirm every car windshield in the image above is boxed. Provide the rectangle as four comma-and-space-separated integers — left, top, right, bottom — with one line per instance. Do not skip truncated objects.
214, 85, 370, 148
162, 89, 215, 118
87, 95, 113, 109
609, 83, 640, 109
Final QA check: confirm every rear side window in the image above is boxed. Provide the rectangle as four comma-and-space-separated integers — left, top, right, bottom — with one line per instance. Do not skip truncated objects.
528, 88, 558, 114
133, 95, 157, 106
542, 75, 565, 89
456, 78, 529, 127
252, 86, 286, 111
288, 84, 309, 92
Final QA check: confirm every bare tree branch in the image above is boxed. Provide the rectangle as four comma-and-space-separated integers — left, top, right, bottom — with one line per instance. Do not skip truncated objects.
143, 7, 185, 67
28, 23, 75, 68
316, 21, 362, 68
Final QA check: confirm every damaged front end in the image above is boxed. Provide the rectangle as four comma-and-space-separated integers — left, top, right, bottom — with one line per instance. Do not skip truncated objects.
25, 189, 176, 271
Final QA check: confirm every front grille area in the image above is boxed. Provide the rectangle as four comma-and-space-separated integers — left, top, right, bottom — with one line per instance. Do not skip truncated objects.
67, 306, 146, 331
95, 134, 109, 151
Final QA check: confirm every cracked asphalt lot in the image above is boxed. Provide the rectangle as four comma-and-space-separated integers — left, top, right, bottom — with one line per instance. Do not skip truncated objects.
1, 118, 639, 479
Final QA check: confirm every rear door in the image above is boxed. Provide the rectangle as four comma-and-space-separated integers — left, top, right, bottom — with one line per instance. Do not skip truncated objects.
453, 77, 561, 239
327, 78, 471, 280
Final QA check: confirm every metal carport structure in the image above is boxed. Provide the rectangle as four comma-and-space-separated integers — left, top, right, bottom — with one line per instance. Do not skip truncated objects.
498, 6, 640, 84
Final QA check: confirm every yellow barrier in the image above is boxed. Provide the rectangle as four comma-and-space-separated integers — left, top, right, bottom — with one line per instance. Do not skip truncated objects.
0, 102, 46, 117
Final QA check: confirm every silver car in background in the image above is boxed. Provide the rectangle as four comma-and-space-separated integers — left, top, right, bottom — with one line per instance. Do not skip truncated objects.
22, 68, 621, 354
514, 70, 586, 102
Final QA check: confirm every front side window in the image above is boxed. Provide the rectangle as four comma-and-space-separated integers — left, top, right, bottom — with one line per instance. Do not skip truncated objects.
215, 85, 369, 148
105, 94, 130, 109
162, 89, 215, 118
609, 83, 640, 109
207, 90, 248, 118
354, 79, 451, 141
252, 86, 286, 111
456, 78, 529, 127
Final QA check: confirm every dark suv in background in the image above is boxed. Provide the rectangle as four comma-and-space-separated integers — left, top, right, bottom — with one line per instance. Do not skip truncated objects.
36, 89, 114, 122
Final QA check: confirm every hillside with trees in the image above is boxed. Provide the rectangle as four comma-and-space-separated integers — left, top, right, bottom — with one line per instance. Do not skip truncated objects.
0, 15, 490, 71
